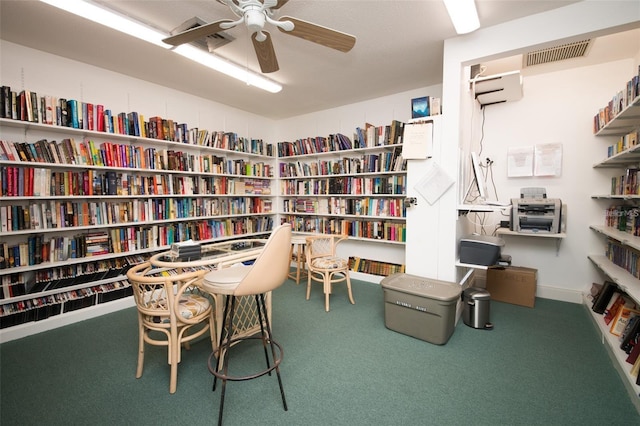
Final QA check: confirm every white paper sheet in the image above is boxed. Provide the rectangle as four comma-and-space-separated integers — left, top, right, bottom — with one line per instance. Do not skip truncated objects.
414, 161, 454, 205
507, 146, 534, 177
402, 122, 433, 159
534, 143, 563, 177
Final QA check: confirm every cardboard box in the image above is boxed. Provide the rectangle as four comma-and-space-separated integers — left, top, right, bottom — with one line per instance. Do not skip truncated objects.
486, 266, 537, 308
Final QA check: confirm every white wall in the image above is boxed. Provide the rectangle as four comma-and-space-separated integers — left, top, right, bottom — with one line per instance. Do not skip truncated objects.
469, 58, 637, 300
442, 1, 640, 302
0, 39, 446, 283
273, 86, 443, 272
0, 41, 276, 141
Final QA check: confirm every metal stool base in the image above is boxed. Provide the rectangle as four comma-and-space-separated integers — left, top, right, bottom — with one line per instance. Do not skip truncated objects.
207, 294, 287, 426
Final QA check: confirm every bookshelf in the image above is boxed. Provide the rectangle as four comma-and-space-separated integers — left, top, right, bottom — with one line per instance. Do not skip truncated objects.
589, 69, 640, 410
0, 103, 275, 342
277, 122, 407, 281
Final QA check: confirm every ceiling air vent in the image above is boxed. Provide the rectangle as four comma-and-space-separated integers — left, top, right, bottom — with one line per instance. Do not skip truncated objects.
170, 17, 234, 52
524, 39, 591, 67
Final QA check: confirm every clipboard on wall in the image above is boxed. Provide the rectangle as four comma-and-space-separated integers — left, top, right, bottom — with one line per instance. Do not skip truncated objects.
402, 121, 433, 159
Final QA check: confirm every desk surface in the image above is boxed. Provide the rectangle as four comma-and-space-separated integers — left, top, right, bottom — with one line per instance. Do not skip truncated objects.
149, 239, 267, 269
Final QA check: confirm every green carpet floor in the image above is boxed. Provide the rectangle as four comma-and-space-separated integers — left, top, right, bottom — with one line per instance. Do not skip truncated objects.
1, 278, 639, 425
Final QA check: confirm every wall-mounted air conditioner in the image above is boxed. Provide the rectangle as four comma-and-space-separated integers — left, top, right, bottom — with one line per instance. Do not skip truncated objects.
472, 70, 523, 106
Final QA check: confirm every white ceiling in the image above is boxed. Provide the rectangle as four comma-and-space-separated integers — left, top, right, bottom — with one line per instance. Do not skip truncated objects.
1, 1, 638, 120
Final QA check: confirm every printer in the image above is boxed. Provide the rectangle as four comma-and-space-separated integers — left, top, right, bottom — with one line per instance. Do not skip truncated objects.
510, 187, 562, 233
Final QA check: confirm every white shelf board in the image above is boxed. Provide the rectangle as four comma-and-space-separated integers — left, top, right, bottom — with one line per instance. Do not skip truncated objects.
590, 224, 640, 252
588, 254, 640, 302
496, 228, 566, 239
457, 204, 510, 213
582, 293, 640, 413
455, 260, 489, 270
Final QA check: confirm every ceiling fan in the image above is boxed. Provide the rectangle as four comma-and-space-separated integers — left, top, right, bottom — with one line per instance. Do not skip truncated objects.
162, 0, 356, 74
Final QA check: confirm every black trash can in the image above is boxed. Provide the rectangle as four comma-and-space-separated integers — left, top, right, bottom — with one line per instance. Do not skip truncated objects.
462, 287, 493, 330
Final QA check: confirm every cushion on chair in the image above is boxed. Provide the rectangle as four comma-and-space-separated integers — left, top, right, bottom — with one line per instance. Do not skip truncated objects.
202, 265, 251, 292
177, 294, 211, 320
150, 293, 210, 323
311, 256, 348, 270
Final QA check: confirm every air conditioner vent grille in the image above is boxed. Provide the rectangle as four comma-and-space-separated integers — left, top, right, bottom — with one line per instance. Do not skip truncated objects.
170, 17, 234, 52
525, 39, 591, 67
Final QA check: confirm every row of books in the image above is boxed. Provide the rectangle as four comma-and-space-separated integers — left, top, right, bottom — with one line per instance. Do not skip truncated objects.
281, 175, 406, 196
282, 215, 406, 242
591, 280, 640, 385
606, 130, 638, 158
31, 258, 132, 294
0, 281, 134, 327
606, 238, 640, 279
0, 138, 274, 177
279, 150, 405, 179
276, 121, 406, 158
610, 166, 640, 196
0, 255, 143, 298
0, 232, 112, 269
0, 218, 274, 273
1, 197, 273, 232
277, 133, 355, 157
593, 67, 640, 133
354, 120, 404, 149
604, 205, 640, 236
298, 175, 401, 196
348, 256, 405, 277
282, 197, 406, 218
0, 166, 272, 198
0, 85, 272, 156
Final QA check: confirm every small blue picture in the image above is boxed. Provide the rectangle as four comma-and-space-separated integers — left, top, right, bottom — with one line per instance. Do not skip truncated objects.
411, 96, 429, 119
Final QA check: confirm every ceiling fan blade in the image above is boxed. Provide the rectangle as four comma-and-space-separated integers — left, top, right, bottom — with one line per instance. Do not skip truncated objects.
163, 19, 235, 46
252, 31, 279, 73
273, 0, 290, 9
277, 16, 356, 52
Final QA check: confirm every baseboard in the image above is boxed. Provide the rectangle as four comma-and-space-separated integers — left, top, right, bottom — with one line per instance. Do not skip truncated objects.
350, 271, 384, 284
536, 284, 583, 304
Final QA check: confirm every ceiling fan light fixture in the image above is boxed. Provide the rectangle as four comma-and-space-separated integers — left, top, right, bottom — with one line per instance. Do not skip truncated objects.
39, 0, 282, 93
443, 0, 480, 35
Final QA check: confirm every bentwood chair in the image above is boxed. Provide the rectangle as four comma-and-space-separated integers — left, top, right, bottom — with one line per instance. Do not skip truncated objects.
305, 234, 355, 312
288, 233, 308, 284
127, 262, 216, 394
201, 224, 292, 426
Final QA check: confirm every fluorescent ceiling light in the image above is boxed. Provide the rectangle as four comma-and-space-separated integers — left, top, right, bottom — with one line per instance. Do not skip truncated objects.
174, 45, 283, 93
443, 0, 480, 35
39, 0, 282, 93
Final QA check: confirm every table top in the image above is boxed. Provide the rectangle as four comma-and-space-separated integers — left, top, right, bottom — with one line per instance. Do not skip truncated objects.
149, 239, 267, 269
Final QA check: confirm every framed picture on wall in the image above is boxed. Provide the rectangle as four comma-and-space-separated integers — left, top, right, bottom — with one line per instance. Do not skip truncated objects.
411, 96, 429, 119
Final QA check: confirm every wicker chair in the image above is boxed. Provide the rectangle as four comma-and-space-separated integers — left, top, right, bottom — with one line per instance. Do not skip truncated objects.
305, 234, 355, 312
127, 262, 216, 394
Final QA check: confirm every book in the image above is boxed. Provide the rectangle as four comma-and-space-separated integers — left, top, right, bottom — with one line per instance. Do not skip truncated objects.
57, 98, 68, 126
106, 171, 117, 195
0, 86, 11, 118
621, 316, 640, 353
610, 307, 640, 337
592, 280, 618, 314
67, 99, 79, 128
604, 293, 629, 325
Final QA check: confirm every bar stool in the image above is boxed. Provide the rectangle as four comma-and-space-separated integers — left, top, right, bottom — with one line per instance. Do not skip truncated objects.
200, 224, 291, 426
288, 233, 308, 284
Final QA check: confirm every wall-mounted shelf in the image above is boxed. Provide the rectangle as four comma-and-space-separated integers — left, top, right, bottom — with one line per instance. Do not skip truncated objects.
496, 227, 565, 254
592, 194, 640, 200
457, 204, 511, 215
